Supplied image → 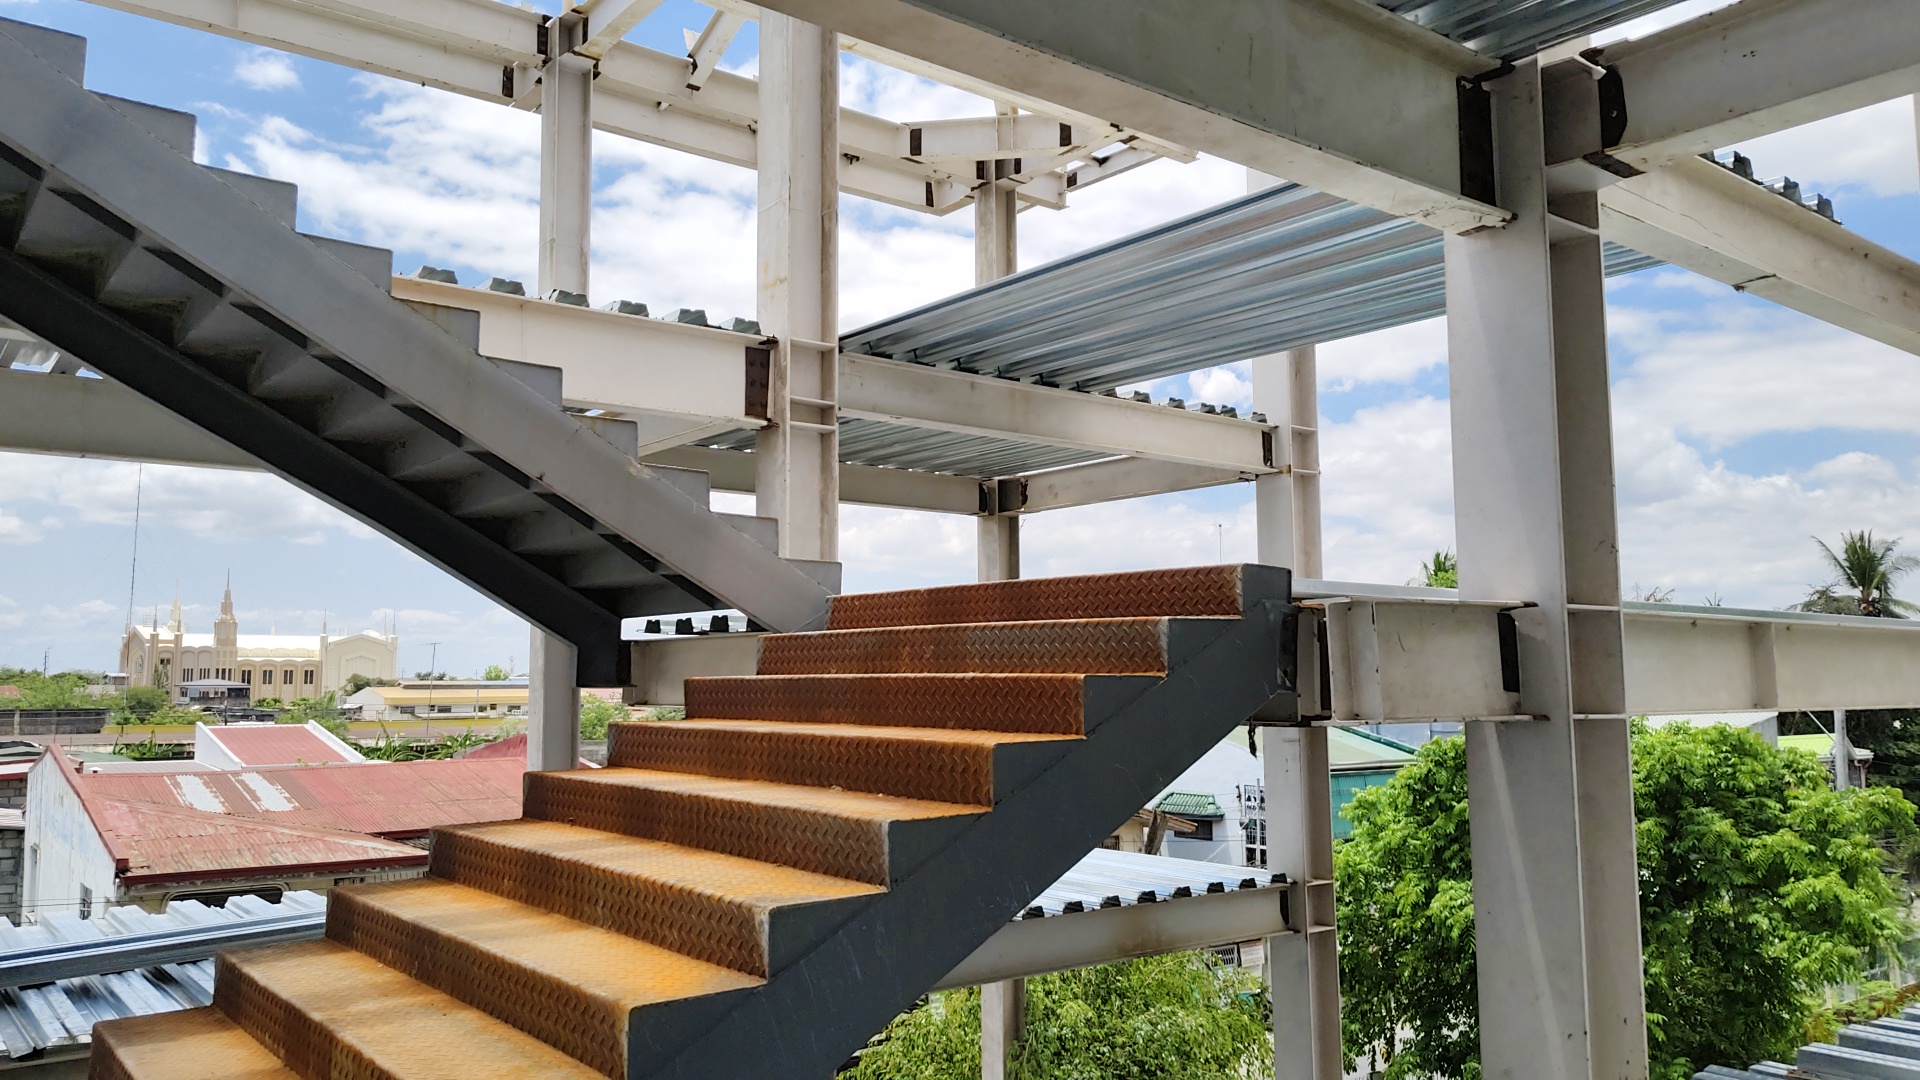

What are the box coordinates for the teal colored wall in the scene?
[1331,769,1400,840]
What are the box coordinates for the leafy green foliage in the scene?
[482,664,510,681]
[0,668,101,709]
[579,696,627,741]
[1805,980,1920,1045]
[110,685,173,724]
[1338,724,1915,1080]
[1797,530,1920,617]
[357,728,495,761]
[343,674,399,696]
[842,952,1271,1080]
[109,730,195,760]
[277,693,350,739]
[1414,551,1458,590]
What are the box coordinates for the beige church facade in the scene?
[120,585,398,698]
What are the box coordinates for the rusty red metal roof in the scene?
[202,724,357,766]
[81,757,525,839]
[98,799,424,886]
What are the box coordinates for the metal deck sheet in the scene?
[1373,0,1696,59]
[840,182,1657,394]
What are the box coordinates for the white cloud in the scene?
[0,454,372,543]
[1318,317,1448,391]
[1731,97,1919,199]
[0,509,39,545]
[233,49,301,92]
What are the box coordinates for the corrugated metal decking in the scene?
[1697,1004,1920,1076]
[1370,0,1692,60]
[840,183,1657,394]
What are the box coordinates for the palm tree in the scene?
[1796,530,1920,618]
[1415,550,1457,589]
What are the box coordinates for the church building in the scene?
[119,584,398,698]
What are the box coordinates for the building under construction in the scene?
[0,0,1918,1076]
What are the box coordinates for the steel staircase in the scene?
[0,18,834,685]
[90,564,1295,1079]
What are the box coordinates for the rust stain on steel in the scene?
[684,673,1087,734]
[757,617,1174,675]
[91,1007,300,1080]
[525,768,978,887]
[825,565,1248,629]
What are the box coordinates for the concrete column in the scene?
[527,627,579,771]
[980,977,1027,1080]
[1446,59,1647,1080]
[975,108,1020,581]
[538,13,592,299]
[755,13,840,562]
[1834,708,1852,789]
[531,12,592,771]
[1263,726,1340,1080]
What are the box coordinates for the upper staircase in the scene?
[0,17,833,685]
[91,564,1296,1079]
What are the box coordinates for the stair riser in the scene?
[684,674,1086,734]
[755,618,1172,676]
[526,771,897,885]
[431,827,776,977]
[326,888,631,1079]
[609,723,1007,805]
[825,564,1265,629]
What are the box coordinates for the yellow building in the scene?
[119,584,398,698]
[342,682,528,722]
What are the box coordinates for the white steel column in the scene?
[1834,708,1852,789]
[1447,59,1647,1080]
[539,12,593,300]
[1263,727,1340,1080]
[527,627,580,770]
[1252,347,1321,577]
[979,977,1026,1080]
[755,13,840,562]
[530,10,594,770]
[975,104,1020,582]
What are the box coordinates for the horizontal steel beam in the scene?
[1305,588,1920,721]
[1598,155,1920,356]
[1548,0,1920,180]
[839,354,1276,474]
[754,0,1510,232]
[644,443,985,514]
[0,910,326,989]
[0,367,257,469]
[1012,457,1250,514]
[933,885,1290,990]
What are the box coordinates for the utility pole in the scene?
[423,642,441,739]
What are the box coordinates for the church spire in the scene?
[214,573,238,648]
[167,590,181,634]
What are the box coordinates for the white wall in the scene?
[1155,735,1263,867]
[22,755,119,924]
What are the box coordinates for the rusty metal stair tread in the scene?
[683,672,1090,733]
[615,718,1079,747]
[755,617,1187,675]
[535,767,984,822]
[824,565,1255,629]
[328,877,760,1078]
[91,1006,298,1080]
[435,818,883,910]
[217,940,606,1080]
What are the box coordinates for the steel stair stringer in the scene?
[0,22,833,684]
[635,569,1296,1079]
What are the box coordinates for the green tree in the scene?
[278,692,350,739]
[343,674,399,696]
[482,664,510,681]
[111,685,172,724]
[580,696,628,740]
[843,952,1271,1080]
[1796,530,1920,617]
[1338,724,1915,1080]
[1414,551,1458,590]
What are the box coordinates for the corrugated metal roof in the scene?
[1020,848,1281,917]
[0,892,325,1064]
[1372,0,1693,60]
[699,417,1110,480]
[80,758,525,840]
[95,799,423,885]
[1701,1005,1920,1077]
[202,725,356,767]
[841,182,1657,394]
[1153,792,1225,819]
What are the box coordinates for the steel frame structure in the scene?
[8,0,1920,1078]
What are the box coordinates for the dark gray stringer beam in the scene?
[0,245,629,686]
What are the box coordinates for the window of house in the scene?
[79,884,92,920]
[303,669,315,685]
[241,670,252,685]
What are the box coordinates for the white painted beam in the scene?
[1012,457,1248,514]
[840,354,1276,473]
[753,0,1509,232]
[1599,154,1920,356]
[645,444,983,514]
[684,8,746,90]
[1564,0,1920,177]
[0,369,256,469]
[905,114,1099,163]
[570,0,665,60]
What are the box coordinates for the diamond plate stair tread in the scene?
[431,818,881,977]
[524,767,981,886]
[608,719,1076,805]
[755,617,1175,675]
[92,1007,299,1080]
[215,940,605,1080]
[826,565,1249,629]
[685,672,1087,733]
[327,877,759,1079]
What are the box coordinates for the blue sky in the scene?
[2,0,1919,677]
